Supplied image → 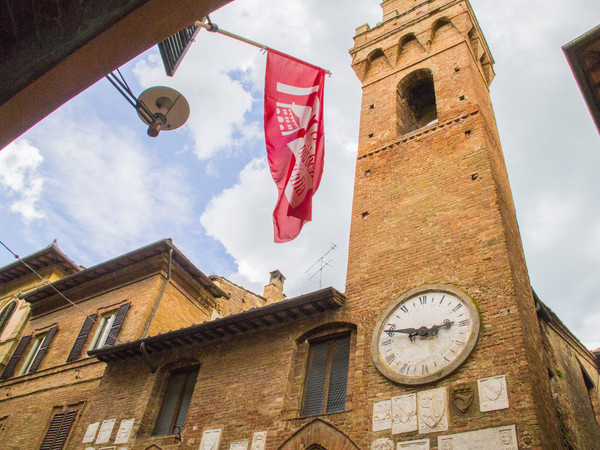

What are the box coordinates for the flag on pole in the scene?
[264,49,326,243]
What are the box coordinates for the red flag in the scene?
[264,49,326,243]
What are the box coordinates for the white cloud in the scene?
[200,152,353,297]
[0,139,45,222]
[195,0,374,298]
[26,115,195,260]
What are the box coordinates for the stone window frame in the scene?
[282,322,357,420]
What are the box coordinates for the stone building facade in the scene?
[0,0,599,449]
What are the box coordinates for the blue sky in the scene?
[1,0,600,349]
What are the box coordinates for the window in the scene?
[39,407,78,450]
[154,366,199,436]
[19,335,45,375]
[0,325,59,379]
[0,300,16,336]
[89,313,117,351]
[301,334,351,416]
[86,302,130,353]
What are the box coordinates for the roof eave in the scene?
[90,287,346,362]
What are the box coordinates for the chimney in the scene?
[263,270,286,303]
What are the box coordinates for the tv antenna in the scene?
[305,244,337,289]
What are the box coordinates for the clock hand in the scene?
[427,319,455,336]
[383,326,429,342]
[383,327,417,334]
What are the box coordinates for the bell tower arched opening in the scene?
[396,69,437,136]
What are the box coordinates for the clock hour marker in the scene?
[385,354,396,364]
[454,340,465,345]
[419,295,427,304]
[400,305,408,314]
[381,339,392,346]
[459,319,469,327]
[439,295,445,304]
[421,364,429,375]
[452,303,463,313]
[400,363,409,374]
[443,356,451,362]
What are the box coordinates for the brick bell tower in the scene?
[345,0,563,447]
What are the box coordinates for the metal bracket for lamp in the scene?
[105,70,190,137]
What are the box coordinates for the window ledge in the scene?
[290,408,353,421]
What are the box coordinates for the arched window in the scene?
[0,300,16,337]
[396,69,438,135]
[153,365,199,436]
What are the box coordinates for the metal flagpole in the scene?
[194,20,332,75]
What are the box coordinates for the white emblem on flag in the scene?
[275,82,321,208]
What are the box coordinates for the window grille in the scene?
[302,334,351,416]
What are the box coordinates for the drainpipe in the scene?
[139,248,173,372]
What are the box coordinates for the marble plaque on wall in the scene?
[438,424,517,449]
[230,441,249,450]
[114,418,135,444]
[371,437,394,450]
[397,438,430,449]
[478,375,509,412]
[95,418,116,444]
[392,394,417,434]
[373,399,392,431]
[83,422,100,443]
[417,387,448,434]
[251,431,267,450]
[200,429,222,450]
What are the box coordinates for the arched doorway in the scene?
[278,419,359,450]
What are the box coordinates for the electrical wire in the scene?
[0,239,124,346]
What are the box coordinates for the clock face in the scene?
[371,285,480,385]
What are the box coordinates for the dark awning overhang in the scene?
[90,287,346,362]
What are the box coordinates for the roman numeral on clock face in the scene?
[452,303,463,313]
[385,353,396,364]
[459,319,469,327]
[419,295,427,304]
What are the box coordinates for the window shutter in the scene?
[104,302,130,346]
[40,409,77,450]
[301,341,329,416]
[0,300,17,336]
[326,335,351,413]
[1,334,32,379]
[28,326,58,373]
[66,314,97,362]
